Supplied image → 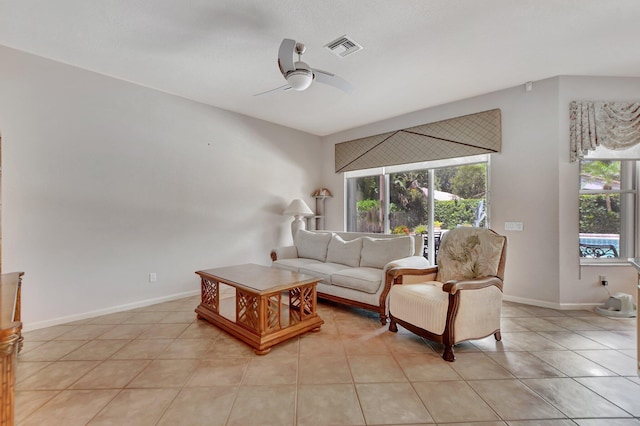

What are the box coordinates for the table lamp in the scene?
[283,199,314,239]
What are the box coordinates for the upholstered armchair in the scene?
[388,227,507,361]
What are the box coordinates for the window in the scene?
[345,155,489,262]
[579,159,637,261]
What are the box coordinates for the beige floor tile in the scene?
[536,331,610,350]
[439,422,507,426]
[19,389,118,426]
[413,380,500,423]
[17,340,87,361]
[110,338,173,359]
[342,330,393,355]
[96,323,151,340]
[55,324,115,340]
[500,317,532,332]
[544,316,604,331]
[297,383,365,426]
[88,312,134,325]
[500,305,533,317]
[468,379,565,420]
[577,315,636,330]
[22,325,78,341]
[205,334,255,357]
[70,360,150,389]
[185,358,249,387]
[18,340,47,354]
[137,323,190,339]
[127,359,200,388]
[524,378,632,418]
[518,306,568,317]
[576,330,637,350]
[449,352,515,380]
[16,360,100,390]
[381,330,436,355]
[242,355,298,385]
[157,386,238,426]
[62,339,129,360]
[156,338,214,359]
[530,350,616,377]
[576,377,640,416]
[14,390,59,423]
[298,331,346,356]
[506,421,577,425]
[395,353,461,381]
[88,388,179,425]
[121,312,170,324]
[626,376,640,386]
[575,349,640,376]
[178,321,224,339]
[473,332,566,352]
[16,361,52,383]
[267,334,300,356]
[227,385,296,426]
[510,317,568,332]
[573,419,640,426]
[298,354,353,384]
[348,354,407,383]
[356,382,433,424]
[158,311,198,323]
[486,352,566,379]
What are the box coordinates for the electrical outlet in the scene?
[149,273,157,283]
[599,275,608,286]
[504,221,524,231]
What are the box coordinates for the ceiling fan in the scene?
[254,38,353,96]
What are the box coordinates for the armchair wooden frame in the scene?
[388,233,507,361]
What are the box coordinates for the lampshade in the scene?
[283,199,314,216]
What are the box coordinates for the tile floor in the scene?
[14,296,640,425]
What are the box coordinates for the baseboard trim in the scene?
[23,290,200,331]
[503,295,599,311]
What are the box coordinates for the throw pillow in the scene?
[326,235,362,267]
[295,230,333,262]
[436,228,505,282]
[360,236,414,269]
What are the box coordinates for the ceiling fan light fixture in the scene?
[286,69,313,91]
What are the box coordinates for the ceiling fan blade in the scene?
[312,68,353,93]
[278,38,297,76]
[253,84,292,96]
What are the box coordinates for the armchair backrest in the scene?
[436,227,507,282]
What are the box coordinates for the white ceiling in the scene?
[1,0,639,136]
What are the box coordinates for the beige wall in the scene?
[321,76,640,309]
[0,46,322,328]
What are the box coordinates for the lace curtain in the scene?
[569,101,640,162]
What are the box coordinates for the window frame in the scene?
[578,158,638,265]
[344,154,491,261]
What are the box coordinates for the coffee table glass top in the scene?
[196,264,319,294]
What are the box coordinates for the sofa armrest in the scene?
[270,245,298,261]
[386,258,437,282]
[442,276,503,294]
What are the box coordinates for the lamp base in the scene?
[291,215,306,240]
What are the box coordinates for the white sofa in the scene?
[270,230,430,324]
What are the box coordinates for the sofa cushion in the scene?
[272,258,322,273]
[295,230,333,262]
[326,234,362,268]
[360,236,414,269]
[330,267,382,294]
[299,262,350,283]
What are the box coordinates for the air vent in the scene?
[324,35,363,58]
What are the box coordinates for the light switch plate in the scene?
[504,221,524,231]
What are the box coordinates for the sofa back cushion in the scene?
[295,230,333,262]
[326,234,362,267]
[360,236,414,269]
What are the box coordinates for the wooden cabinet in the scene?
[1,272,23,426]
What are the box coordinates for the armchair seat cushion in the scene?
[330,267,382,294]
[389,283,448,335]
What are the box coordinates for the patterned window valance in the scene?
[335,109,502,173]
[569,101,640,162]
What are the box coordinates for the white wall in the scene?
[0,46,322,328]
[321,76,640,308]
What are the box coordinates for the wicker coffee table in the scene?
[195,264,323,354]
